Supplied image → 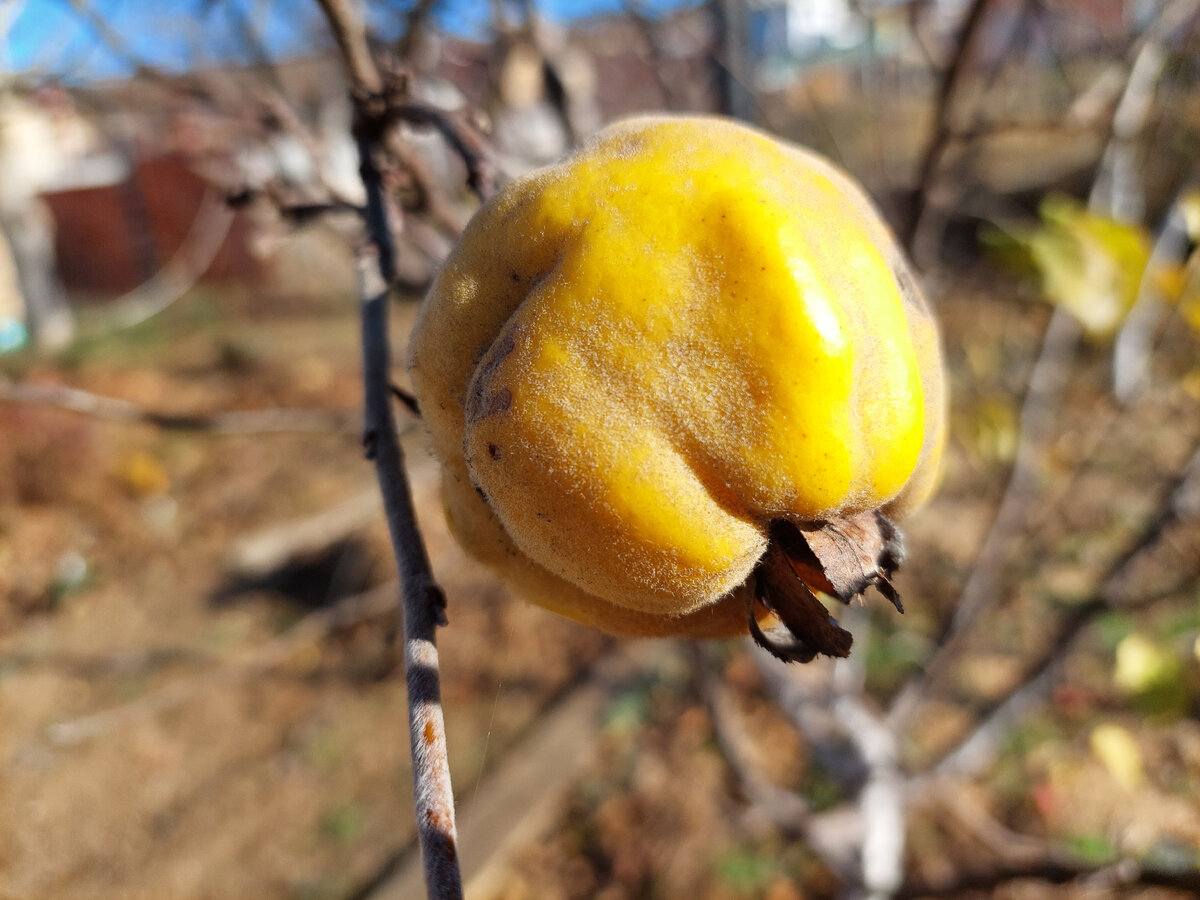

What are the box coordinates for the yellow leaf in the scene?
[1114,633,1172,694]
[116,450,170,497]
[1089,723,1145,790]
[1016,194,1152,337]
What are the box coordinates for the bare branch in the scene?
[903,0,994,252]
[93,188,235,334]
[887,306,1080,728]
[898,856,1200,898]
[354,219,461,900]
[314,0,383,95]
[379,102,495,202]
[226,188,366,224]
[365,643,668,900]
[890,3,1196,729]
[0,376,363,435]
[690,646,811,834]
[396,0,442,62]
[1090,0,1200,223]
[921,440,1200,781]
[1113,190,1198,403]
[313,0,464,894]
[223,0,364,204]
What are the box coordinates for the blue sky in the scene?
[5,0,688,81]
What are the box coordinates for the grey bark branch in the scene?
[887,306,1080,729]
[0,376,363,434]
[903,0,994,253]
[314,0,384,94]
[890,1,1193,731]
[1090,0,1200,224]
[312,1,464,895]
[921,440,1200,781]
[1111,197,1199,405]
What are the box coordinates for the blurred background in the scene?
[2,1,1200,897]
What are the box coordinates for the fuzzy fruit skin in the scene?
[409,116,945,637]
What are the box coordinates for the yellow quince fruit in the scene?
[409,116,945,654]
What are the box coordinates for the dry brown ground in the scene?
[2,251,1199,899]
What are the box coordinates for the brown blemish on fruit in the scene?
[473,387,511,421]
[466,331,516,423]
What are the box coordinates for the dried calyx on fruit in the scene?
[409,115,945,662]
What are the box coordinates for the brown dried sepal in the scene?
[748,512,905,664]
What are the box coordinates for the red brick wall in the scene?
[43,154,258,298]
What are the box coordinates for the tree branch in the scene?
[921,439,1200,781]
[314,0,383,95]
[903,0,994,251]
[690,646,811,835]
[889,2,1195,730]
[377,102,495,202]
[312,1,464,895]
[887,305,1080,728]
[898,857,1200,898]
[0,377,364,435]
[396,0,442,62]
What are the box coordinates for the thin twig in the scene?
[379,102,495,201]
[226,188,366,225]
[365,643,667,900]
[396,0,442,61]
[903,0,994,252]
[99,187,235,333]
[355,241,461,899]
[887,306,1080,728]
[898,856,1200,898]
[690,646,811,834]
[889,4,1191,730]
[1113,188,1196,403]
[312,1,464,895]
[0,376,364,435]
[920,440,1200,781]
[314,0,383,94]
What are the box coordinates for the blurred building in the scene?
[1,0,1170,338]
